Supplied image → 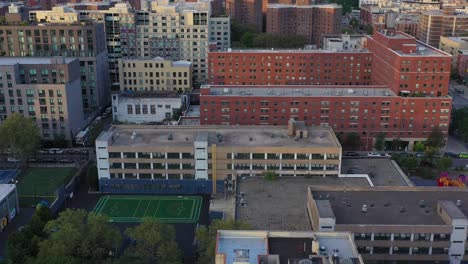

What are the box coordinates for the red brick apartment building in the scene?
[208,50,373,86]
[203,31,452,150]
[266,4,342,46]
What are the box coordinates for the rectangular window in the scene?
[127,104,133,114]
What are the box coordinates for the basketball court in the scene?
[93,195,202,223]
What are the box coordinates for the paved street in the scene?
[449,83,468,109]
[446,136,468,154]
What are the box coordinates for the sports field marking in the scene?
[93,195,202,223]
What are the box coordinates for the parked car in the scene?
[7,157,20,162]
[344,151,360,157]
[37,149,48,154]
[367,152,381,157]
[445,152,458,158]
[48,148,64,154]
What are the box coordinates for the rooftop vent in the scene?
[456,200,462,207]
[168,134,173,141]
[384,202,390,207]
[419,200,426,208]
[400,207,406,213]
[361,204,368,213]
[320,246,326,251]
[130,131,136,140]
[185,137,189,141]
[249,136,253,142]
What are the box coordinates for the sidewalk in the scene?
[209,194,236,220]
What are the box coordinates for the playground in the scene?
[93,195,202,223]
[17,167,76,207]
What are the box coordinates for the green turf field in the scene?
[17,167,76,206]
[93,195,202,223]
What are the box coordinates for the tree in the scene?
[450,107,468,142]
[436,157,453,171]
[240,32,255,47]
[35,209,121,264]
[413,141,425,152]
[195,219,251,264]
[7,205,53,264]
[263,170,278,181]
[343,132,361,150]
[122,219,181,264]
[426,127,445,149]
[399,157,418,172]
[0,113,40,158]
[374,132,385,151]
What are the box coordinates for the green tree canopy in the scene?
[374,132,385,151]
[123,219,181,264]
[450,107,468,142]
[7,205,53,264]
[195,219,251,264]
[343,132,361,150]
[413,141,425,152]
[0,113,40,158]
[436,157,453,171]
[426,127,445,149]
[35,209,121,264]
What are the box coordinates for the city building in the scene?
[215,230,364,264]
[208,49,374,86]
[199,84,451,150]
[439,36,468,70]
[322,34,367,51]
[111,91,188,124]
[0,57,86,139]
[226,0,262,32]
[95,121,342,194]
[385,12,419,37]
[30,4,135,84]
[307,185,468,263]
[118,57,192,93]
[31,1,230,84]
[266,4,341,47]
[205,31,453,150]
[0,184,19,232]
[417,8,468,48]
[457,50,468,82]
[209,17,231,52]
[2,5,110,110]
[367,30,451,97]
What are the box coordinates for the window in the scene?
[127,104,133,114]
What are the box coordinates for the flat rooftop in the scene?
[98,125,341,148]
[214,48,370,53]
[237,177,369,231]
[309,186,468,225]
[116,91,181,99]
[0,57,77,65]
[202,85,396,98]
[216,231,362,264]
[0,184,16,201]
[268,3,341,8]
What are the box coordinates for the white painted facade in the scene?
[111,92,187,124]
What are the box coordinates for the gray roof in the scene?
[309,186,468,226]
[0,184,16,201]
[316,200,335,219]
[0,57,77,66]
[98,125,341,148]
[202,85,396,98]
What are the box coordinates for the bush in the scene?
[417,167,436,179]
[263,171,278,181]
